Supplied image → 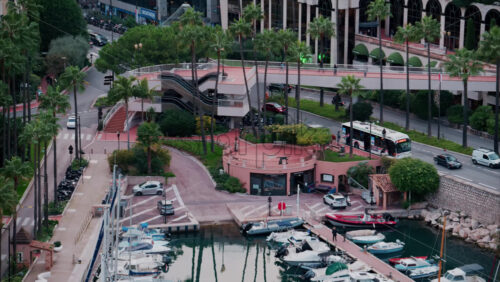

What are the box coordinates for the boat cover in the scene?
[326,262,348,275]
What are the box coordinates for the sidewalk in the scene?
[24,154,110,282]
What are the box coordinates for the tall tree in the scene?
[288,41,311,123]
[107,75,136,151]
[0,82,12,166]
[2,156,32,258]
[255,30,279,127]
[337,75,364,157]
[394,24,417,131]
[136,122,162,174]
[277,29,297,125]
[39,85,70,205]
[308,15,335,107]
[39,112,57,230]
[133,78,158,122]
[243,3,264,130]
[477,26,500,153]
[60,66,86,158]
[444,49,483,147]
[366,0,391,124]
[209,27,232,152]
[415,16,441,137]
[0,176,17,277]
[230,18,257,135]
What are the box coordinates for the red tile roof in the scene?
[370,174,398,193]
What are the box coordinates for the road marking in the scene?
[63,133,69,140]
[120,207,156,223]
[172,184,184,207]
[453,175,473,182]
[167,198,177,202]
[90,160,98,164]
[81,134,85,140]
[315,206,329,213]
[67,209,76,213]
[74,192,84,196]
[164,187,173,193]
[58,227,67,231]
[22,217,31,226]
[71,134,75,140]
[143,215,162,223]
[479,183,497,190]
[57,132,62,139]
[97,134,102,140]
[127,196,159,210]
[83,175,92,180]
[309,203,321,210]
[174,206,185,211]
[86,134,92,141]
[171,214,188,222]
[30,219,34,226]
[351,205,364,211]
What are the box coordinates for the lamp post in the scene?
[268,194,272,216]
[117,131,121,151]
[163,191,167,224]
[369,121,372,160]
[134,42,143,69]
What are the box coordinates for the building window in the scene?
[321,174,334,183]
[250,173,287,195]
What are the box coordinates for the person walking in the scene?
[332,227,337,241]
[342,226,346,242]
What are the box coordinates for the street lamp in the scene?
[134,43,143,69]
[117,131,121,151]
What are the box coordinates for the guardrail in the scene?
[102,100,124,129]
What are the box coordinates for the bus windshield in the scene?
[396,140,411,153]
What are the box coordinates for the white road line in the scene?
[16,217,22,226]
[127,196,159,210]
[172,184,185,207]
[83,175,92,179]
[143,215,162,223]
[22,217,31,226]
[315,206,329,213]
[71,134,75,140]
[479,183,497,190]
[30,219,34,226]
[57,132,62,139]
[171,214,188,222]
[63,133,69,140]
[97,134,102,140]
[309,203,321,210]
[164,187,173,193]
[174,206,185,211]
[351,205,364,211]
[244,204,267,217]
[120,207,156,223]
[86,134,92,141]
[81,134,85,140]
[453,175,473,182]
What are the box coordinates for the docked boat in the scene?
[116,256,165,276]
[408,265,439,279]
[395,257,434,271]
[241,217,304,235]
[345,229,385,244]
[119,242,171,255]
[430,264,486,282]
[325,210,397,229]
[266,230,310,246]
[367,240,404,254]
[281,250,347,268]
[303,262,350,281]
[389,256,427,265]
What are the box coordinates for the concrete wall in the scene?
[315,159,381,189]
[427,174,500,225]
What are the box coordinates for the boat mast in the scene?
[437,212,447,282]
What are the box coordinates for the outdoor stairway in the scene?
[104,106,127,133]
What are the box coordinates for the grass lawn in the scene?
[17,178,30,199]
[268,95,347,122]
[36,220,58,242]
[162,140,223,169]
[323,150,368,162]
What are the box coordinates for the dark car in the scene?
[434,153,462,169]
[268,83,293,93]
[262,102,287,114]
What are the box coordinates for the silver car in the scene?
[323,193,347,209]
[133,181,163,196]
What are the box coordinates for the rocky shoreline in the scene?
[419,208,498,251]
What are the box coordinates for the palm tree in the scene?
[444,49,483,147]
[60,66,86,159]
[108,75,137,150]
[230,18,257,135]
[39,112,58,229]
[366,0,391,124]
[477,26,500,153]
[39,85,70,205]
[137,122,162,174]
[243,3,264,130]
[308,15,335,107]
[179,7,203,27]
[0,176,17,276]
[2,156,32,258]
[278,29,297,125]
[255,30,279,126]
[415,16,441,137]
[394,24,417,131]
[337,75,364,157]
[133,78,158,122]
[288,41,311,123]
[209,27,232,152]
[0,82,12,166]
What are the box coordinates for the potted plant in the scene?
[54,241,63,252]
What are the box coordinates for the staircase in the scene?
[104,106,127,133]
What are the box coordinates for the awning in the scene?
[352,44,369,57]
[408,56,423,67]
[387,52,404,66]
[369,48,386,60]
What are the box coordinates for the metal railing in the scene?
[103,100,124,129]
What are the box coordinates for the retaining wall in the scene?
[427,173,500,225]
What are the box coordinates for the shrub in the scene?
[195,115,215,135]
[486,117,497,137]
[380,156,397,173]
[446,104,468,124]
[107,145,170,175]
[469,106,493,132]
[94,96,113,108]
[159,110,195,137]
[222,176,246,193]
[266,124,331,146]
[54,241,62,247]
[71,158,88,170]
[389,158,439,195]
[438,90,454,117]
[351,102,373,121]
[372,90,404,108]
[347,162,374,189]
[412,90,438,120]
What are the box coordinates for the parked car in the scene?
[157,200,175,216]
[323,193,347,209]
[268,83,293,93]
[133,181,163,196]
[434,153,462,169]
[89,32,108,46]
[262,102,287,114]
[472,148,500,168]
[67,116,76,129]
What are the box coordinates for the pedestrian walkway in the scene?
[24,154,111,282]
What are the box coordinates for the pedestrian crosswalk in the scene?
[57,133,94,141]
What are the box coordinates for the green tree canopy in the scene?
[389,158,439,195]
[347,162,374,189]
[470,106,493,132]
[46,35,89,75]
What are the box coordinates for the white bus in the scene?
[341,121,411,158]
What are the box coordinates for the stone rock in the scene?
[449,212,459,220]
[408,215,414,219]
[465,238,473,243]
[445,223,455,232]
[471,219,479,229]
[489,243,497,250]
[421,209,428,218]
[465,218,471,224]
[489,229,498,237]
[487,224,497,231]
[452,225,460,234]
[460,211,467,217]
[476,228,490,237]
[452,217,460,222]
[459,228,469,239]
[478,235,490,243]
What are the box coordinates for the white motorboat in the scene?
[266,230,310,245]
[395,257,434,271]
[431,264,486,282]
[303,262,350,281]
[345,230,385,244]
[116,256,165,276]
[282,250,346,268]
[408,265,439,279]
[367,240,404,254]
[119,242,171,255]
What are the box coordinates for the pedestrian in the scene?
[281,62,285,70]
[332,227,337,241]
[342,226,346,242]
[337,130,341,145]
[333,64,337,75]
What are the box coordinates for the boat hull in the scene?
[367,246,404,254]
[327,218,396,229]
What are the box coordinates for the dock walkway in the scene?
[304,218,414,282]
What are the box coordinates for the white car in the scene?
[67,116,76,129]
[133,181,163,196]
[472,148,500,168]
[323,193,347,209]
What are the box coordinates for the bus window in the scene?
[396,139,411,153]
[386,140,396,156]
